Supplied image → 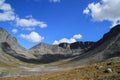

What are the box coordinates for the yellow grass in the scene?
[0,58,120,80]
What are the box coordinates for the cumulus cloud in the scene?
[16,17,47,28]
[12,29,18,34]
[49,0,61,3]
[53,34,82,44]
[20,32,44,42]
[83,8,89,14]
[53,38,76,44]
[73,34,82,39]
[0,0,48,30]
[83,0,120,27]
[0,0,4,5]
[0,0,15,21]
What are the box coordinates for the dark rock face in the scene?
[93,25,120,59]
[58,42,95,50]
[70,41,95,49]
[59,43,70,49]
[93,25,120,49]
[72,25,120,64]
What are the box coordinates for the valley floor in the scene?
[0,57,120,80]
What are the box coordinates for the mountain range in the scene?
[0,25,120,77]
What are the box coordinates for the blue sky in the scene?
[0,0,120,49]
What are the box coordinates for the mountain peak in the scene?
[111,25,120,33]
[102,25,120,41]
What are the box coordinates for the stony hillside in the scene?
[69,25,120,66]
[0,25,119,78]
[1,57,120,80]
[28,41,95,63]
[0,27,95,64]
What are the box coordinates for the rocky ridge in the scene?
[0,25,119,77]
[0,25,120,64]
[0,27,95,63]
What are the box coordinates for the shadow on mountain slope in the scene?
[1,42,78,64]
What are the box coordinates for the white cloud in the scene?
[16,17,47,28]
[83,8,89,14]
[83,0,120,27]
[59,38,76,43]
[53,34,82,44]
[0,0,4,5]
[0,11,15,21]
[12,29,18,34]
[53,38,76,44]
[73,34,82,39]
[53,40,59,44]
[49,0,61,3]
[20,32,44,42]
[0,0,15,21]
[0,0,48,30]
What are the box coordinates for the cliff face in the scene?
[58,42,95,49]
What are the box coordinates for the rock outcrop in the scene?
[58,42,95,50]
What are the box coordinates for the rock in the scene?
[117,71,120,74]
[104,68,112,73]
[59,43,70,49]
[0,70,9,77]
[96,66,103,70]
[107,62,115,66]
[70,41,95,49]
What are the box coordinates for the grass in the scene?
[0,57,120,80]
[0,61,13,68]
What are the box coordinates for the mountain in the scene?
[0,27,95,63]
[0,25,120,64]
[0,25,120,77]
[71,25,120,65]
[0,28,35,58]
[28,41,95,63]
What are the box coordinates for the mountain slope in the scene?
[70,25,120,65]
[0,27,95,64]
[0,28,34,59]
[1,57,120,80]
[0,25,120,64]
[0,25,119,77]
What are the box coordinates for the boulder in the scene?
[104,68,112,73]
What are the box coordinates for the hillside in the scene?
[0,25,119,78]
[1,57,120,80]
[69,25,120,65]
